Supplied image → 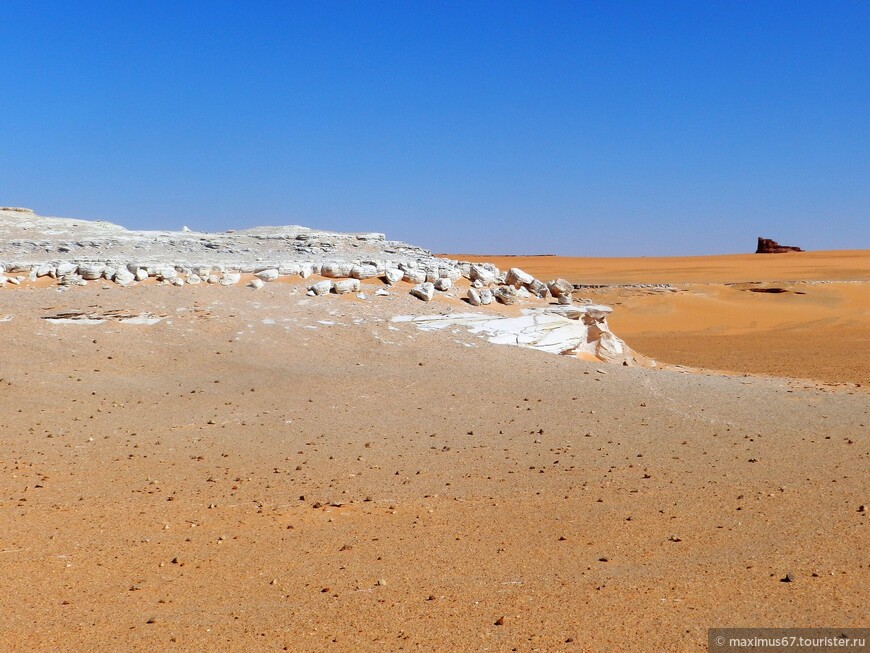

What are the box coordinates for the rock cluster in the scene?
[756,237,803,254]
[1,209,582,312]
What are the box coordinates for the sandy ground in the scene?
[0,280,866,652]
[450,252,870,386]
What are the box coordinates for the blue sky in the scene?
[1,1,867,255]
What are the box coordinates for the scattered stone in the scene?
[351,264,379,279]
[247,278,265,289]
[527,278,549,298]
[77,263,105,280]
[403,268,427,284]
[547,278,573,297]
[383,268,404,285]
[467,288,482,306]
[433,278,452,291]
[494,616,505,626]
[479,288,494,305]
[781,572,795,582]
[375,288,390,296]
[505,267,533,287]
[255,268,279,282]
[493,285,517,305]
[309,280,334,296]
[219,272,241,286]
[410,282,435,301]
[557,294,573,305]
[334,278,361,294]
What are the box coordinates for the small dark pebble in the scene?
[598,557,609,562]
[494,617,505,626]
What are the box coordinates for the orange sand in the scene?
[444,251,870,385]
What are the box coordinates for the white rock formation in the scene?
[334,278,361,294]
[410,282,435,301]
[505,267,534,288]
[255,268,279,282]
[394,306,640,365]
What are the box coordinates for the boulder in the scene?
[351,264,379,279]
[78,263,106,280]
[334,278,361,294]
[557,294,573,305]
[470,264,497,285]
[403,269,427,284]
[384,268,404,285]
[248,278,265,289]
[467,288,482,306]
[113,268,135,285]
[434,278,452,291]
[505,267,534,288]
[410,282,435,301]
[479,288,494,305]
[547,279,573,297]
[255,268,279,282]
[134,268,149,282]
[219,272,241,286]
[36,263,55,278]
[309,280,334,296]
[56,262,78,277]
[320,262,353,278]
[527,279,549,298]
[493,285,518,305]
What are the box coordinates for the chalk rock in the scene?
[527,279,549,298]
[493,285,518,305]
[56,262,78,277]
[351,264,379,279]
[156,266,177,281]
[384,268,404,285]
[321,262,353,278]
[479,288,494,305]
[172,277,185,287]
[434,278,452,291]
[298,263,313,278]
[557,294,573,305]
[334,278,361,294]
[78,263,106,280]
[255,268,279,282]
[187,274,202,284]
[470,264,497,286]
[505,267,533,288]
[375,288,390,296]
[410,282,435,301]
[467,288,482,306]
[219,272,241,286]
[547,279,573,297]
[36,263,55,278]
[248,278,265,289]
[403,269,427,284]
[114,267,135,285]
[135,268,149,282]
[309,280,333,295]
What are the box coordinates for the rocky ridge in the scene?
[0,207,639,364]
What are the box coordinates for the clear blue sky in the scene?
[2,1,867,255]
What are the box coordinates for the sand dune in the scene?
[446,251,870,385]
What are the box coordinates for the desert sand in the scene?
[1,279,867,653]
[1,218,867,652]
[454,252,870,386]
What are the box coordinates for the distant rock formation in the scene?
[756,237,803,254]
